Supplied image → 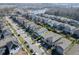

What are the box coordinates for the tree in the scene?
[30,49,33,53]
[11,33,14,36]
[1,34,4,39]
[0,29,2,33]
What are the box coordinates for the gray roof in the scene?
[0,36,17,47]
[36,27,48,35]
[63,24,76,33]
[55,38,71,50]
[0,47,6,55]
[42,31,62,43]
[6,40,19,51]
[74,28,79,35]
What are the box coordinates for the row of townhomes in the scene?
[0,17,21,55]
[24,13,79,39]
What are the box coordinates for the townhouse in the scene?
[40,14,79,27]
[6,40,21,55]
[41,31,62,45]
[63,24,76,34]
[73,28,79,38]
[54,38,72,54]
[26,13,78,36]
[0,47,6,55]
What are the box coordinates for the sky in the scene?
[0,3,79,8]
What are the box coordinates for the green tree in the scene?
[1,34,4,39]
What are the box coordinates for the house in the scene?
[40,17,61,29]
[39,14,79,28]
[36,27,48,36]
[40,14,56,20]
[68,20,79,27]
[52,21,61,29]
[37,17,44,23]
[63,24,76,35]
[46,19,53,26]
[0,37,20,55]
[16,16,26,25]
[3,28,12,37]
[42,18,49,24]
[41,31,62,45]
[31,14,36,20]
[27,14,33,19]
[56,23,65,31]
[28,8,48,14]
[24,20,40,31]
[24,20,30,28]
[0,47,6,55]
[73,28,79,38]
[58,17,71,23]
[24,20,42,34]
[6,41,21,55]
[54,38,72,55]
[28,22,40,31]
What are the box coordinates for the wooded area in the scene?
[45,7,79,21]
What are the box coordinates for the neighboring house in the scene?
[54,38,72,55]
[3,29,12,37]
[31,14,36,21]
[58,17,71,23]
[24,20,41,32]
[68,20,79,27]
[52,21,61,29]
[37,17,44,23]
[29,22,39,31]
[73,29,79,38]
[41,31,62,45]
[6,41,21,55]
[63,24,76,35]
[24,20,30,28]
[40,14,56,20]
[0,47,6,55]
[36,27,48,36]
[16,16,26,25]
[43,18,50,24]
[28,8,48,14]
[25,21,39,31]
[56,23,65,31]
[40,14,79,28]
[47,19,54,26]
